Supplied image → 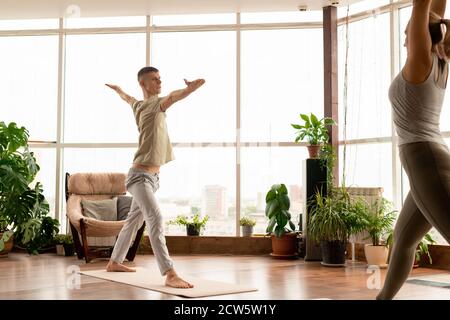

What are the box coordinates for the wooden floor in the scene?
[1,253,450,300]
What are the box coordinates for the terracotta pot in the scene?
[307,145,322,158]
[0,232,14,257]
[271,233,298,258]
[364,244,389,267]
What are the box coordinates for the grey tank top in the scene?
[389,54,447,146]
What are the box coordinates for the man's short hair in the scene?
[137,66,159,82]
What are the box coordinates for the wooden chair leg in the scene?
[70,222,84,260]
[80,219,91,263]
[125,223,146,262]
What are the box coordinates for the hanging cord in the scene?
[342,5,350,187]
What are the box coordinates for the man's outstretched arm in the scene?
[105,84,138,106]
[160,79,205,112]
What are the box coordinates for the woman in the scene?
[377,0,450,299]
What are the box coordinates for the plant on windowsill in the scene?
[167,212,209,236]
[265,183,298,258]
[239,216,256,237]
[0,121,60,255]
[361,198,397,268]
[53,234,75,256]
[291,113,337,158]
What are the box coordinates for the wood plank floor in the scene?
[1,253,450,300]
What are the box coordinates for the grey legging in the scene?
[377,141,450,299]
[110,167,174,275]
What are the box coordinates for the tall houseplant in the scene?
[0,122,59,255]
[291,113,336,158]
[265,183,298,258]
[308,187,366,266]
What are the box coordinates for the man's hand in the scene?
[160,78,206,112]
[105,83,122,93]
[105,83,137,106]
[184,79,206,93]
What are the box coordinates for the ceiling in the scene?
[0,0,366,19]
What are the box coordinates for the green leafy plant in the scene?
[167,212,209,234]
[265,184,296,238]
[362,198,397,246]
[319,143,337,191]
[0,218,13,251]
[416,233,437,265]
[53,234,73,245]
[308,187,366,242]
[0,121,59,254]
[239,216,256,227]
[291,113,336,145]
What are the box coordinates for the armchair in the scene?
[65,172,145,263]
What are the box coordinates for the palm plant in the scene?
[362,198,397,246]
[308,187,366,242]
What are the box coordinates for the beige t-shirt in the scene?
[131,96,174,166]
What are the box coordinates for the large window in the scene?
[338,13,391,141]
[0,36,58,142]
[240,147,306,234]
[64,33,146,143]
[3,3,448,243]
[151,31,236,143]
[338,12,393,208]
[241,29,323,142]
[160,147,235,236]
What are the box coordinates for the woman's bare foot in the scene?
[106,261,136,272]
[165,269,194,289]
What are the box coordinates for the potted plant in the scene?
[361,198,397,267]
[0,218,13,256]
[291,113,337,158]
[240,216,256,237]
[0,121,60,255]
[53,234,75,256]
[167,212,209,236]
[265,183,298,258]
[414,233,436,268]
[308,187,366,266]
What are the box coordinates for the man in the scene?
[105,67,205,288]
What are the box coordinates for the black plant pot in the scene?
[63,243,75,256]
[186,224,200,236]
[320,240,347,266]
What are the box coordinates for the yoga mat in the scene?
[80,267,258,298]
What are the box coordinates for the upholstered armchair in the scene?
[65,172,145,263]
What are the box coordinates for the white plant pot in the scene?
[56,244,65,256]
[364,244,389,268]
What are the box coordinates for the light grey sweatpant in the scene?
[110,167,174,275]
[377,141,450,300]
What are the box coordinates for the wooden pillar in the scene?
[323,6,339,186]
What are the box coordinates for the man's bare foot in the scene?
[106,261,136,272]
[165,269,194,289]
